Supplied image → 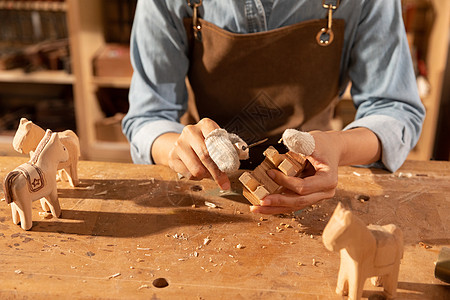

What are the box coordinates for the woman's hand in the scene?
[166,118,231,190]
[250,128,381,215]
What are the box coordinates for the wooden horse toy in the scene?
[13,118,80,187]
[322,202,404,300]
[3,130,69,230]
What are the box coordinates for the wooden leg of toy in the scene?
[40,198,51,212]
[46,190,61,218]
[11,203,20,225]
[16,200,33,231]
[336,261,349,296]
[70,162,79,187]
[383,264,400,299]
[347,266,362,300]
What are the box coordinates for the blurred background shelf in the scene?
[91,76,131,89]
[0,69,74,84]
[0,0,448,163]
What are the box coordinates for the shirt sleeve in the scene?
[343,0,425,172]
[122,1,190,164]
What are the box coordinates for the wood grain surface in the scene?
[0,157,449,299]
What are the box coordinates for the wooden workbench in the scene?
[0,156,449,299]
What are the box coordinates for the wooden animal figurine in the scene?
[3,130,69,230]
[239,146,307,205]
[322,202,404,300]
[13,118,80,187]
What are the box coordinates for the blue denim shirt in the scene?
[123,0,425,172]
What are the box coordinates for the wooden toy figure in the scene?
[3,130,69,230]
[13,118,80,187]
[239,146,307,205]
[322,202,404,300]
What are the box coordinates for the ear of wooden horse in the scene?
[322,202,404,300]
[12,118,80,187]
[4,130,68,230]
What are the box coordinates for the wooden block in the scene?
[240,146,308,205]
[254,186,270,200]
[239,172,260,191]
[242,187,261,206]
[239,172,270,206]
[263,146,283,166]
[286,151,307,171]
[251,159,280,194]
[278,158,298,177]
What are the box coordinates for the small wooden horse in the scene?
[13,118,80,187]
[322,202,403,300]
[4,130,69,230]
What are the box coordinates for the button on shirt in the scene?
[122,0,425,172]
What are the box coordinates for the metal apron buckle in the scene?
[188,0,203,41]
[316,0,341,46]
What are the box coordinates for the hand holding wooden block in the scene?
[239,146,307,205]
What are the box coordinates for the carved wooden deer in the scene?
[322,202,403,300]
[13,118,80,187]
[4,130,69,230]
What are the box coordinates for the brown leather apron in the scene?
[184,1,345,168]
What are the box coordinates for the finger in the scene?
[168,158,192,179]
[174,141,210,180]
[186,122,230,189]
[259,189,335,208]
[197,118,221,138]
[267,169,337,196]
[190,140,230,190]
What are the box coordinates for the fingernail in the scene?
[267,170,275,179]
[260,199,271,206]
[221,181,231,190]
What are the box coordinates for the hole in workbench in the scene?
[153,277,169,288]
[356,195,370,202]
[190,185,203,192]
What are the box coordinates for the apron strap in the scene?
[317,0,341,46]
[187,0,203,41]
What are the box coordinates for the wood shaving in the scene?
[312,259,317,266]
[108,273,121,279]
[419,242,432,249]
[203,237,211,246]
[205,201,217,208]
[138,284,150,290]
[138,181,152,185]
[94,190,107,196]
[39,211,53,219]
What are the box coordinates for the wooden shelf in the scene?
[2,0,446,164]
[0,69,74,85]
[87,141,132,163]
[92,76,131,89]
